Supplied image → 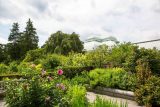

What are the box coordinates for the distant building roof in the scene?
[85,36,119,43]
[84,36,119,50]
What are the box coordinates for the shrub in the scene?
[62,66,94,78]
[35,64,43,72]
[5,76,69,107]
[136,58,151,86]
[0,64,8,74]
[17,62,36,74]
[67,85,88,107]
[89,68,136,91]
[9,61,18,72]
[71,71,90,85]
[41,54,67,70]
[135,76,160,107]
[66,53,91,67]
[23,48,45,62]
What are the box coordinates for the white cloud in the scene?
[0,36,7,44]
[0,0,160,46]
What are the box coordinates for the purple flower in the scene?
[56,83,66,90]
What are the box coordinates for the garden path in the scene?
[87,92,144,107]
[0,100,5,107]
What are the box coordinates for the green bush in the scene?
[62,66,94,78]
[135,76,160,107]
[89,68,136,91]
[0,64,9,74]
[66,53,91,67]
[5,76,69,107]
[71,71,90,85]
[17,62,36,74]
[9,61,18,72]
[67,85,88,107]
[41,54,67,70]
[23,48,45,63]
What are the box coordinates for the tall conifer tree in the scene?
[21,18,39,57]
[7,22,21,60]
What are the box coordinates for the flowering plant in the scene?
[58,69,63,75]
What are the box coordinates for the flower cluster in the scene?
[56,83,66,90]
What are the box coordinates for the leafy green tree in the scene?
[138,48,160,75]
[86,44,109,68]
[108,43,139,72]
[44,31,83,55]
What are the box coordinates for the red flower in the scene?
[57,69,63,75]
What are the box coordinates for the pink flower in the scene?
[57,69,63,75]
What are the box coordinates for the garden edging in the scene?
[88,86,135,101]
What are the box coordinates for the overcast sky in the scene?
[0,0,160,46]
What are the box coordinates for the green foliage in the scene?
[9,61,18,72]
[44,31,83,55]
[0,44,7,62]
[67,85,88,107]
[7,22,21,60]
[108,43,139,72]
[138,48,160,75]
[19,18,39,58]
[91,96,128,107]
[89,68,136,91]
[136,58,151,85]
[71,71,90,85]
[135,76,160,106]
[41,54,61,70]
[8,22,20,42]
[23,48,45,63]
[17,62,36,74]
[62,66,93,78]
[66,52,91,67]
[0,64,9,74]
[5,76,69,107]
[86,45,109,68]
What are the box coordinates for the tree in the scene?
[108,43,139,72]
[0,44,6,62]
[7,22,21,60]
[44,31,83,55]
[20,18,39,58]
[8,22,20,42]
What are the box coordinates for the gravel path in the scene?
[0,100,5,107]
[86,92,144,107]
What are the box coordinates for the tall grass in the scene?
[90,96,128,107]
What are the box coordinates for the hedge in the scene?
[62,66,94,78]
